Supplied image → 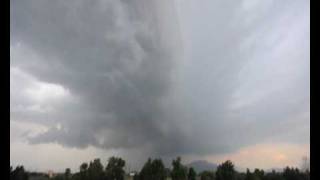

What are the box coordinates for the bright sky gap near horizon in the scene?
[10,0,309,173]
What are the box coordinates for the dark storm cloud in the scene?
[11,0,309,160]
[11,0,186,154]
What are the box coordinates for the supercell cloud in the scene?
[11,0,184,153]
[11,0,309,169]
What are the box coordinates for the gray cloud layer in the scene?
[11,0,187,155]
[11,0,309,161]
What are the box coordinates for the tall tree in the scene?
[151,159,166,180]
[282,167,304,180]
[140,158,152,180]
[188,167,197,180]
[105,156,126,180]
[139,158,166,180]
[65,168,71,180]
[171,157,188,180]
[11,166,28,180]
[215,160,236,180]
[245,168,263,180]
[79,163,88,180]
[80,163,88,172]
[88,158,104,180]
[253,168,264,180]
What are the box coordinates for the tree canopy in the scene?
[216,160,236,180]
[10,157,311,180]
[105,157,126,180]
[139,158,166,180]
[171,157,188,180]
[188,167,197,180]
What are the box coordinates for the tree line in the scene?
[10,157,310,180]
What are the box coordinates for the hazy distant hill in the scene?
[186,160,218,173]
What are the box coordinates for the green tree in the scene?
[79,163,88,180]
[171,157,188,180]
[245,168,265,180]
[105,156,126,180]
[151,159,166,180]
[188,167,197,180]
[139,158,166,180]
[253,169,264,180]
[282,167,305,180]
[140,158,152,180]
[65,168,71,180]
[245,169,253,180]
[199,170,215,180]
[215,160,236,180]
[80,163,88,172]
[88,159,104,180]
[11,166,28,180]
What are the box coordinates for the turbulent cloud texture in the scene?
[11,0,309,169]
[11,0,188,155]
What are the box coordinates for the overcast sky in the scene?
[10,0,309,172]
